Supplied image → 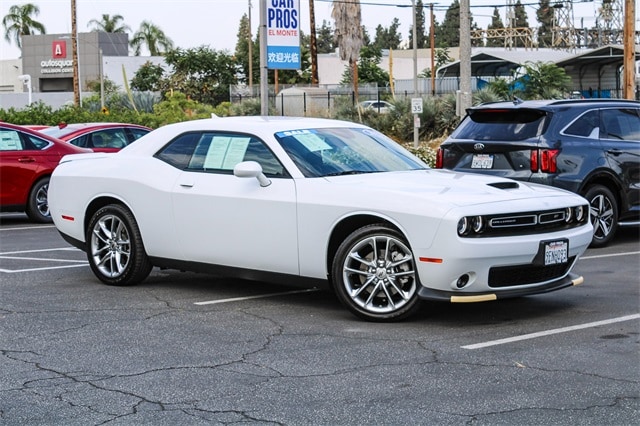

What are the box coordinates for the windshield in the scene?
[275,127,427,177]
[452,108,549,141]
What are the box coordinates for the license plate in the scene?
[471,154,493,169]
[544,240,568,265]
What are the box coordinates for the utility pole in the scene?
[248,0,253,92]
[458,0,472,116]
[71,0,80,106]
[309,0,319,85]
[430,3,435,96]
[623,0,635,99]
[259,0,268,115]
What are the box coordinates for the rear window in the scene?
[451,108,549,141]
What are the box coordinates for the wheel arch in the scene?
[326,214,405,283]
[84,196,132,233]
[578,171,624,216]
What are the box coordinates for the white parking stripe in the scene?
[0,247,80,255]
[461,314,640,350]
[0,225,56,231]
[0,255,86,263]
[0,264,89,273]
[580,251,640,260]
[195,288,319,305]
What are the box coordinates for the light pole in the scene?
[18,74,32,105]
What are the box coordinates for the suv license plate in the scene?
[471,154,494,169]
[544,240,568,265]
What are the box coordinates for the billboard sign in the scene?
[267,0,301,70]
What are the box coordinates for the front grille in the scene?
[488,256,575,287]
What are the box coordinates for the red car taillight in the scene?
[530,149,559,173]
[435,148,444,169]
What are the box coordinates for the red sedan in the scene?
[0,122,90,222]
[39,122,152,153]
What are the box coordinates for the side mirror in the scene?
[233,161,271,187]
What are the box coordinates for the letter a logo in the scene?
[52,41,67,58]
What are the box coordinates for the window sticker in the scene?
[0,131,21,150]
[204,136,251,169]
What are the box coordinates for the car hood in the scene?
[323,169,579,208]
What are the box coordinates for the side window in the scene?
[70,134,89,148]
[187,132,285,177]
[563,110,599,138]
[91,129,128,148]
[601,108,640,141]
[0,129,24,151]
[156,132,201,169]
[128,128,150,141]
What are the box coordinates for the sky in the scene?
[1,0,637,60]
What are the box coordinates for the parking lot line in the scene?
[0,225,56,231]
[461,314,640,350]
[580,251,640,260]
[194,288,319,305]
[0,247,87,273]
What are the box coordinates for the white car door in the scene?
[169,132,299,275]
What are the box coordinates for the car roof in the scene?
[471,98,640,111]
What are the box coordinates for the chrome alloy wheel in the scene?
[590,193,615,241]
[90,214,132,278]
[341,235,417,314]
[34,183,49,217]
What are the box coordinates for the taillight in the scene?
[435,148,444,169]
[530,149,559,173]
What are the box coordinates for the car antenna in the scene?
[513,97,524,105]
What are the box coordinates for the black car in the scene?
[436,99,640,247]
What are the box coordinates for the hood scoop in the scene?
[488,181,520,190]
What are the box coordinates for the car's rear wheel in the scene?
[26,178,52,223]
[584,185,618,248]
[331,224,421,321]
[86,204,152,286]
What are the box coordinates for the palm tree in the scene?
[2,3,46,49]
[130,21,174,56]
[331,0,363,98]
[87,14,131,33]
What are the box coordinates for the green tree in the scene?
[407,0,427,48]
[130,61,165,92]
[536,0,554,47]
[316,19,335,53]
[130,21,174,56]
[516,61,571,99]
[486,7,504,47]
[513,0,529,47]
[87,14,130,33]
[161,46,238,106]
[2,3,45,49]
[234,13,254,85]
[372,18,402,51]
[341,46,389,87]
[436,0,460,47]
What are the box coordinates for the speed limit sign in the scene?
[411,98,423,114]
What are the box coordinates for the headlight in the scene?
[471,216,485,233]
[457,217,470,236]
[574,205,586,222]
[564,207,573,223]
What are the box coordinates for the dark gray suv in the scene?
[436,99,640,247]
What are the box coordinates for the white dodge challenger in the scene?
[49,116,593,321]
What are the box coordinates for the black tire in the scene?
[583,184,618,248]
[331,224,421,322]
[26,177,52,223]
[86,204,152,286]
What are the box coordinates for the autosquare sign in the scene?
[267,0,301,70]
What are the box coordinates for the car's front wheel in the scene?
[86,204,152,286]
[331,224,421,321]
[584,184,618,248]
[26,178,52,223]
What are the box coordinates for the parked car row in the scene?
[0,122,151,222]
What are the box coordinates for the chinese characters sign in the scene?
[267,0,300,70]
